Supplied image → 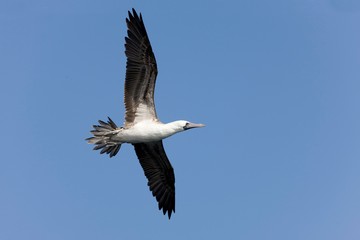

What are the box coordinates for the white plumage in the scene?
[86,9,204,219]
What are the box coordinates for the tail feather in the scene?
[86,117,122,158]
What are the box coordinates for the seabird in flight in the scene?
[86,9,204,219]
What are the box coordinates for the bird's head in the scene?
[170,120,205,133]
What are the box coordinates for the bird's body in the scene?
[115,120,173,143]
[100,120,190,144]
[86,9,204,219]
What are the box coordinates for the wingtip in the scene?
[129,8,138,19]
[127,8,142,23]
[159,201,175,219]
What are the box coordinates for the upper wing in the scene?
[124,9,158,125]
[133,141,175,219]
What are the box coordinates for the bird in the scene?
[86,8,204,219]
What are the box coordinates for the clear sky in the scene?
[1,0,360,239]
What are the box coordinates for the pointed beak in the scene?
[184,122,205,130]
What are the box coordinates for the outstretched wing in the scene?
[133,141,175,219]
[124,9,158,125]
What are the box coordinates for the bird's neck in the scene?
[164,121,184,135]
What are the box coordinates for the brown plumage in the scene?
[133,141,175,218]
[124,9,158,126]
[87,8,204,219]
[125,9,175,218]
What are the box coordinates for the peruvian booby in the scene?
[86,9,204,219]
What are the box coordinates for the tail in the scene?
[86,117,122,158]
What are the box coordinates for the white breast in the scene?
[114,120,176,143]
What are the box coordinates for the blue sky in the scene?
[1,0,360,239]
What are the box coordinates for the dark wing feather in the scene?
[133,141,175,219]
[124,9,158,124]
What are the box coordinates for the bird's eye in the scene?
[183,122,190,130]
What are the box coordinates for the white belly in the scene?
[113,121,175,143]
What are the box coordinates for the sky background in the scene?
[1,0,360,239]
